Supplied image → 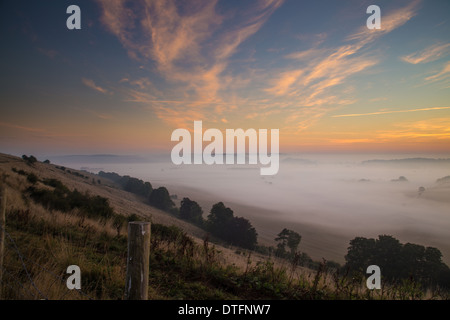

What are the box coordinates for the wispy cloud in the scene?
[96,0,422,131]
[264,1,421,131]
[346,0,420,45]
[82,78,111,95]
[425,61,450,83]
[332,106,450,118]
[401,43,450,64]
[0,121,46,133]
[96,0,284,127]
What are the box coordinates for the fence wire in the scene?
[0,224,93,300]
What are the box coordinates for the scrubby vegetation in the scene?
[1,158,449,300]
[27,178,115,221]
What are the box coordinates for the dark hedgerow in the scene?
[29,179,114,220]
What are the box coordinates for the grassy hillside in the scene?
[0,153,448,300]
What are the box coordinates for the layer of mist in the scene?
[52,153,450,264]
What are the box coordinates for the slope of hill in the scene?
[0,153,320,299]
[1,153,448,300]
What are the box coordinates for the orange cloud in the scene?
[82,78,111,95]
[97,0,284,127]
[263,1,421,132]
[346,0,420,44]
[401,43,450,64]
[333,106,450,118]
[425,61,450,83]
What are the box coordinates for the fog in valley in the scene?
[51,153,450,264]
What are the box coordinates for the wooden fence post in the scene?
[0,185,6,299]
[125,221,150,300]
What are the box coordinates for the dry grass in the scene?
[1,153,449,300]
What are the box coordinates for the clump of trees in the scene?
[22,155,37,165]
[98,171,153,197]
[149,187,175,212]
[345,235,450,289]
[179,198,203,226]
[95,172,288,253]
[391,176,408,182]
[206,202,258,250]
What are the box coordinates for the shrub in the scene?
[26,173,39,184]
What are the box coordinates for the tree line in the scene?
[98,171,258,249]
[345,235,450,289]
[97,170,450,290]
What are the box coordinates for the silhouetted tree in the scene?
[149,187,174,212]
[275,228,302,257]
[206,202,234,239]
[180,198,204,226]
[345,237,376,273]
[227,216,258,249]
[345,235,450,289]
[206,202,258,249]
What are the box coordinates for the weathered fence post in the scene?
[125,221,150,300]
[0,185,6,299]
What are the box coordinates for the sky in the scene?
[0,0,449,157]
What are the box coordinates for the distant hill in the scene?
[46,154,167,164]
[362,158,450,165]
[436,175,450,185]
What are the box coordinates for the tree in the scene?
[179,198,204,225]
[374,235,403,279]
[206,202,234,238]
[418,186,425,196]
[149,187,175,212]
[345,237,376,272]
[275,228,302,257]
[206,202,258,249]
[345,235,450,288]
[227,216,258,250]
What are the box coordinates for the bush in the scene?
[26,173,39,185]
[29,180,115,220]
[22,155,37,165]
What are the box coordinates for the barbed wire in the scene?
[0,224,93,300]
[1,224,48,300]
[0,266,35,299]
